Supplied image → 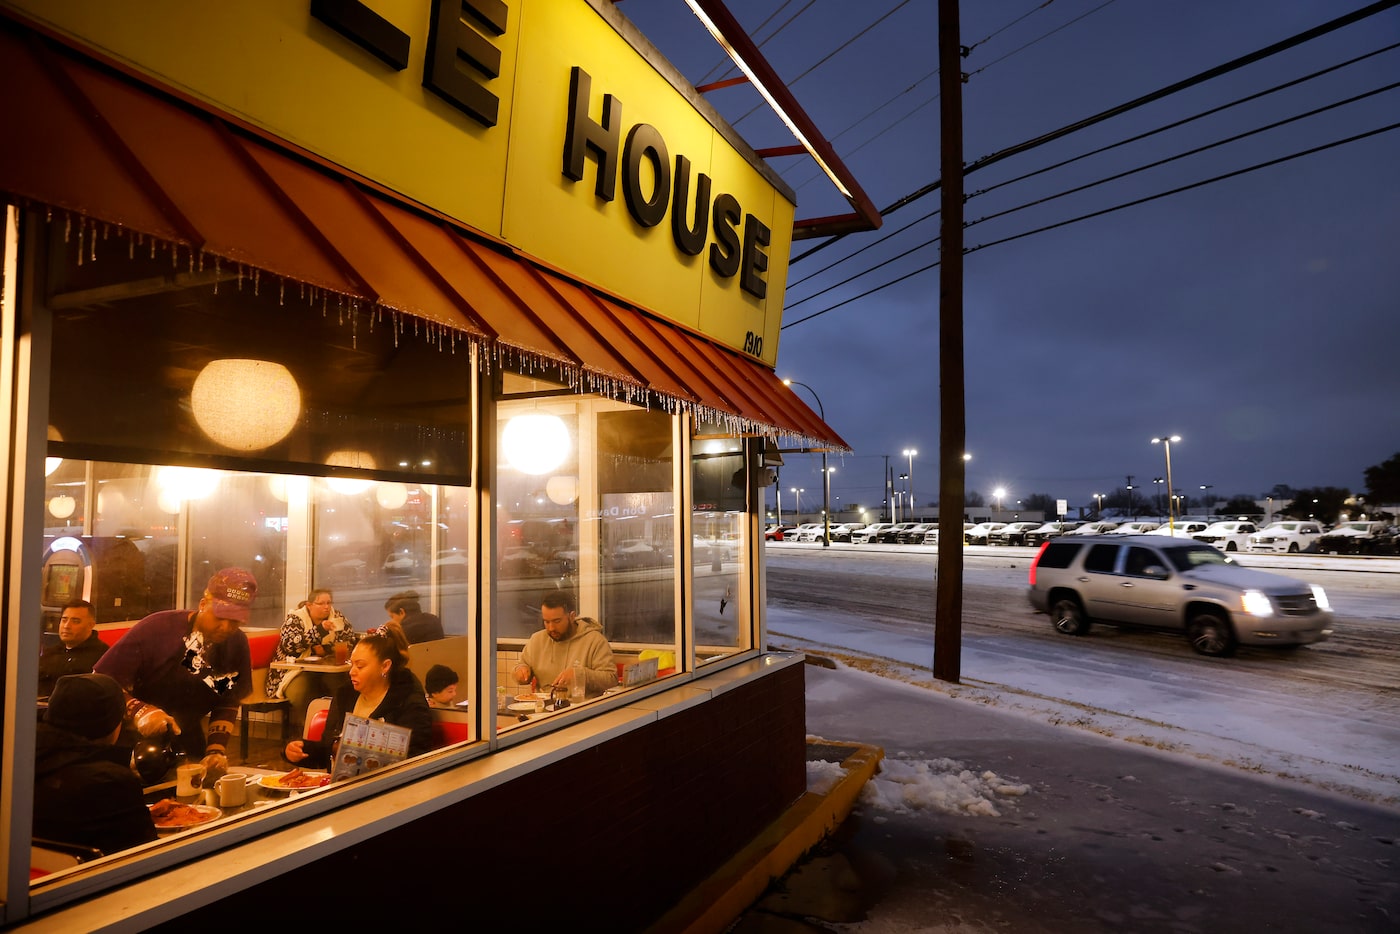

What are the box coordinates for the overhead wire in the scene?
[964,0,1122,79]
[787,38,1400,300]
[964,120,1400,254]
[780,117,1400,330]
[968,39,1400,201]
[788,0,1400,266]
[965,79,1400,231]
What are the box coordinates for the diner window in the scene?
[30,221,480,872]
[495,376,680,723]
[689,430,753,664]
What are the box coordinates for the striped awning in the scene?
[0,15,846,451]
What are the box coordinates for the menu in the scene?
[330,714,411,782]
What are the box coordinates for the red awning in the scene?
[0,16,845,451]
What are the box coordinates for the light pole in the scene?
[1199,484,1213,517]
[784,379,831,547]
[1151,434,1180,530]
[790,487,803,520]
[1153,477,1164,516]
[993,486,1005,518]
[903,448,917,520]
[1093,492,1104,516]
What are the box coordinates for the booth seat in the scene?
[430,708,470,748]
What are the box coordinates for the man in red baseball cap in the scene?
[95,568,258,778]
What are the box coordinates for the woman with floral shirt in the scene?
[265,589,358,729]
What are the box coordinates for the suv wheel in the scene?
[1287,543,1299,553]
[1188,611,1237,657]
[1050,596,1090,636]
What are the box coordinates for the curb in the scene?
[647,738,885,934]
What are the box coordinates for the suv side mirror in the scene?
[1143,565,1170,579]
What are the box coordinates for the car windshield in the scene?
[1162,544,1231,572]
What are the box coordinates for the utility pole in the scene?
[1125,474,1134,519]
[933,0,965,685]
[883,454,891,522]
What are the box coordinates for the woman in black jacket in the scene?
[283,620,432,769]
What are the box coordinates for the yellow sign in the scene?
[2,0,792,361]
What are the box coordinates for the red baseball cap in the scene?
[205,567,257,622]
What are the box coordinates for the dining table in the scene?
[143,765,333,836]
[269,656,350,674]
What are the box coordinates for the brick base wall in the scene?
[151,662,806,929]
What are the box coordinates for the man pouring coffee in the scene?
[95,568,257,781]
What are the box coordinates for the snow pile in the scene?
[807,758,849,795]
[859,757,1030,818]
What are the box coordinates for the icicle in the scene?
[76,220,84,266]
[279,279,285,306]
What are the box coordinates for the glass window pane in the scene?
[690,435,752,663]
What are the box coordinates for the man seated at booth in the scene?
[34,673,158,855]
[512,589,617,698]
[37,599,108,698]
[384,590,445,644]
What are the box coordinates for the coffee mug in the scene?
[176,763,205,797]
[216,773,247,807]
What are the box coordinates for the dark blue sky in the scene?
[621,1,1400,516]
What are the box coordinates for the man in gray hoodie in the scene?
[512,589,616,697]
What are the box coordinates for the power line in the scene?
[789,40,1400,310]
[965,0,1122,79]
[789,0,1400,264]
[963,120,1400,254]
[965,80,1400,231]
[783,119,1400,328]
[969,39,1400,202]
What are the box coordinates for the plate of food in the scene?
[257,768,331,790]
[148,800,222,831]
[507,702,537,713]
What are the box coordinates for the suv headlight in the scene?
[1311,585,1331,611]
[1241,590,1274,616]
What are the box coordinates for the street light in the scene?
[1199,484,1213,518]
[790,487,804,518]
[903,448,917,520]
[993,486,1005,516]
[1153,477,1164,515]
[783,379,831,547]
[1093,492,1104,515]
[1151,434,1181,530]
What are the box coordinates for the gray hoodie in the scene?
[519,617,617,696]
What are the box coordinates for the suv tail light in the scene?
[1029,541,1050,586]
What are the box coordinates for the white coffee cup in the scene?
[176,763,205,797]
[216,773,247,807]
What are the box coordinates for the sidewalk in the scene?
[658,658,1400,933]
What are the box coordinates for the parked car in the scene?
[1245,520,1324,554]
[924,522,975,545]
[1027,534,1333,657]
[1314,520,1391,555]
[1067,521,1119,536]
[829,522,867,543]
[764,525,795,542]
[964,522,1007,545]
[897,521,938,544]
[1192,520,1258,552]
[988,521,1043,546]
[1023,520,1081,547]
[851,522,892,544]
[875,522,920,543]
[791,523,825,543]
[1145,520,1211,538]
[1107,521,1160,535]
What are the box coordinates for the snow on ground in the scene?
[774,606,1400,807]
[807,748,1030,818]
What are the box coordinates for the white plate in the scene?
[149,802,222,831]
[507,702,537,712]
[256,770,330,791]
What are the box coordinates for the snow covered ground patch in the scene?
[860,756,1030,818]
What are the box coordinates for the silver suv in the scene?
[1027,535,1333,657]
